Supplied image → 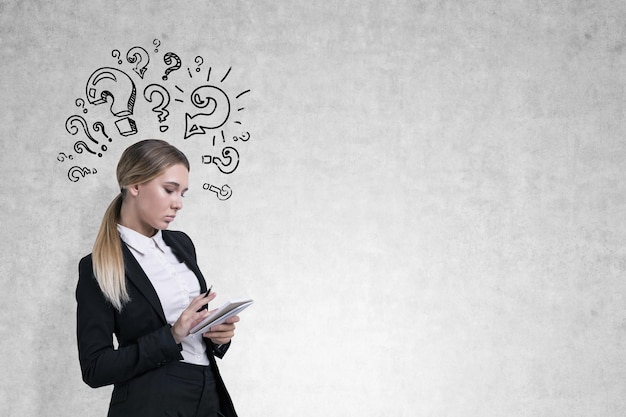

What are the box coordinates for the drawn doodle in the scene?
[62,42,253,197]
[74,140,99,157]
[143,84,171,132]
[111,49,122,65]
[201,147,239,174]
[184,85,231,139]
[68,166,97,182]
[92,121,112,143]
[233,131,250,142]
[66,114,97,143]
[75,98,87,114]
[162,52,182,80]
[203,183,232,201]
[86,67,137,136]
[195,56,203,72]
[57,152,74,162]
[126,46,149,79]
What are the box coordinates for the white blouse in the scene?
[117,224,210,366]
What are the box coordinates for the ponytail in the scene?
[92,193,129,311]
[90,139,190,311]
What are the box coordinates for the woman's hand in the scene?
[203,315,240,345]
[170,291,217,344]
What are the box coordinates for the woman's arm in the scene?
[76,255,182,388]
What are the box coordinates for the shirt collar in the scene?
[117,224,165,255]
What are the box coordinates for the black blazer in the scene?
[76,230,237,417]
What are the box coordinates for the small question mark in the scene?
[195,56,204,72]
[57,152,74,162]
[75,98,87,114]
[67,166,98,183]
[162,52,182,81]
[201,147,240,174]
[92,122,112,143]
[66,115,105,157]
[203,183,232,201]
[153,39,161,53]
[233,132,250,142]
[112,49,122,65]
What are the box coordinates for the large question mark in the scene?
[85,67,138,136]
[201,147,240,174]
[202,183,232,201]
[162,52,181,80]
[184,85,231,139]
[143,84,171,132]
[126,46,150,78]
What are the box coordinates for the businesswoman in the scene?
[76,139,239,417]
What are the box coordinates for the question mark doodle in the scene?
[184,85,231,139]
[92,121,112,143]
[57,152,74,162]
[201,147,240,174]
[195,56,203,72]
[143,84,171,132]
[73,141,98,157]
[111,49,122,65]
[126,46,150,79]
[162,52,182,81]
[153,39,161,53]
[66,115,107,157]
[86,67,138,136]
[203,183,232,201]
[66,114,97,143]
[233,132,250,142]
[75,98,87,114]
[67,166,98,183]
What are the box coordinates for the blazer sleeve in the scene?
[76,255,183,388]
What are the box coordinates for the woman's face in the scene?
[128,163,189,236]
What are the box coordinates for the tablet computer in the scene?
[190,299,254,335]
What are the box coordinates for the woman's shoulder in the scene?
[162,229,194,246]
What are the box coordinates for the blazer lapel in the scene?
[121,241,168,323]
[163,231,208,293]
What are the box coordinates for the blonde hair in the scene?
[92,139,190,311]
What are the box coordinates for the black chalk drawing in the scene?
[66,115,107,157]
[162,52,182,81]
[57,152,74,162]
[127,46,150,79]
[60,39,253,201]
[203,183,232,201]
[111,49,122,65]
[86,67,138,136]
[202,147,240,174]
[68,166,97,182]
[75,98,88,113]
[143,84,171,132]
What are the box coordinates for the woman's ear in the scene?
[126,183,140,197]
